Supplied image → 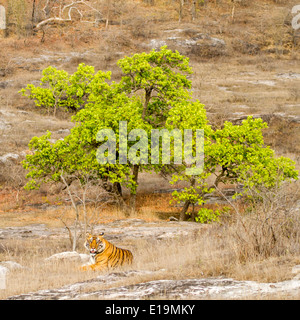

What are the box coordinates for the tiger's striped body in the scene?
[81,232,133,271]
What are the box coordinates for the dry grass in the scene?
[0,238,93,299]
[0,215,299,299]
[0,181,298,299]
[0,181,299,299]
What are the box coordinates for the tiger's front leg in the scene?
[80,264,95,271]
[80,261,108,272]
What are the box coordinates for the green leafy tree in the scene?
[117,46,192,125]
[19,64,107,116]
[22,47,298,223]
[171,116,298,220]
[116,46,196,209]
[22,47,200,215]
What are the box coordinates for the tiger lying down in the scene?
[81,232,133,271]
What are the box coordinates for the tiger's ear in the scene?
[86,232,91,238]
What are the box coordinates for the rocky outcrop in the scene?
[45,251,90,264]
[228,112,300,125]
[0,220,204,241]
[148,29,227,58]
[7,271,300,300]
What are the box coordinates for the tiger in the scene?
[81,232,133,271]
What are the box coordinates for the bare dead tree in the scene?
[59,171,114,251]
[35,0,103,29]
[31,0,37,28]
[178,0,185,23]
[191,0,197,21]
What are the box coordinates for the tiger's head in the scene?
[84,232,106,256]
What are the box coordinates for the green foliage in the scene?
[169,115,298,222]
[195,206,231,224]
[21,47,298,220]
[207,116,298,191]
[170,172,213,207]
[22,47,204,211]
[195,208,220,224]
[118,46,193,125]
[19,64,111,116]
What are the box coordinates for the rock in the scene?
[292,265,300,275]
[77,277,300,300]
[0,81,12,89]
[57,129,70,135]
[228,112,300,126]
[276,72,300,80]
[7,275,300,300]
[79,254,90,264]
[45,252,90,264]
[6,270,166,300]
[232,39,260,55]
[0,266,8,290]
[148,29,227,58]
[169,216,178,222]
[0,220,203,242]
[0,109,15,117]
[248,80,276,86]
[0,261,24,270]
[45,251,82,263]
[0,224,55,240]
[0,266,9,275]
[149,39,167,49]
[17,110,29,115]
[0,153,19,163]
[0,119,11,131]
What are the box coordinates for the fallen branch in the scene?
[35,0,103,29]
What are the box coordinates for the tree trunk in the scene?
[179,200,190,221]
[179,176,195,221]
[113,181,122,197]
[178,0,184,23]
[117,195,130,216]
[105,0,111,29]
[31,0,36,29]
[191,0,197,21]
[60,173,80,250]
[112,181,130,215]
[129,164,139,214]
[142,88,152,120]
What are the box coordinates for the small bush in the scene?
[228,182,300,261]
[195,206,231,224]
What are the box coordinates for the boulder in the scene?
[0,261,24,270]
[0,265,9,290]
[45,251,82,263]
[0,153,19,163]
[79,254,90,264]
[6,275,300,300]
[292,265,300,275]
[0,119,11,131]
[148,29,227,58]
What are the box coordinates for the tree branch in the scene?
[35,0,103,29]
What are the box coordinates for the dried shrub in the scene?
[227,182,300,262]
[232,39,260,55]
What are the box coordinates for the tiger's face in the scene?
[85,232,106,256]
